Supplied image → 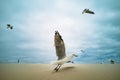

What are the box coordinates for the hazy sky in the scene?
[0,0,120,63]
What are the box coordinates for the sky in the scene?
[0,0,120,63]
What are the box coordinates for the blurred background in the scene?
[0,0,120,64]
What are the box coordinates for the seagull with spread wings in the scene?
[7,24,13,29]
[52,31,78,72]
[82,8,95,14]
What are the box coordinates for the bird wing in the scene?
[82,9,87,14]
[54,31,66,60]
[86,10,95,14]
[10,26,13,29]
[7,24,10,26]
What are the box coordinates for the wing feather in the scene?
[54,31,66,60]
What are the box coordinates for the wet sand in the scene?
[0,64,120,80]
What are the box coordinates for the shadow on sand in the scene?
[52,66,75,73]
[60,66,75,71]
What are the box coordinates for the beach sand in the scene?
[0,64,120,80]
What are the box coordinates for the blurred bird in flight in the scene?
[7,24,13,29]
[82,8,95,14]
[52,31,78,72]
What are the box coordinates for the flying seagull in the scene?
[7,24,13,29]
[82,8,95,14]
[80,50,85,53]
[52,31,78,72]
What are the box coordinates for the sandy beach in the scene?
[0,64,120,80]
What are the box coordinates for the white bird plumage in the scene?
[51,54,78,65]
[52,31,77,72]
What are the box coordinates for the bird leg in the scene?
[56,65,61,71]
[54,64,59,70]
[54,64,61,72]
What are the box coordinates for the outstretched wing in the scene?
[86,10,95,14]
[54,31,66,60]
[82,9,95,14]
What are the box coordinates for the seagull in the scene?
[52,31,78,72]
[7,24,13,29]
[82,8,95,14]
[17,59,20,64]
[109,59,115,64]
[80,50,85,53]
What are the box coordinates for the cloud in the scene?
[0,0,120,63]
